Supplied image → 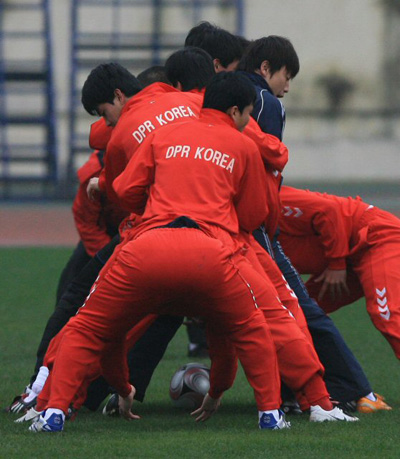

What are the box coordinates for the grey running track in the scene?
[0,204,78,247]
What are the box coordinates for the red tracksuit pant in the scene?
[45,228,281,413]
[246,238,328,408]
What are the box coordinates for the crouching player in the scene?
[28,72,289,433]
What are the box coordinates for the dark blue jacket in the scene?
[239,72,286,141]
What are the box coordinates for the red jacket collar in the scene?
[121,82,180,115]
[199,108,238,131]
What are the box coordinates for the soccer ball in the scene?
[169,362,210,410]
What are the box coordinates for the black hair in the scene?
[81,63,142,115]
[137,65,171,87]
[238,36,300,78]
[203,71,256,113]
[165,47,215,91]
[236,35,252,54]
[184,21,243,68]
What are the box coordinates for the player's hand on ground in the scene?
[315,268,349,301]
[191,393,221,422]
[118,385,141,421]
[87,177,100,201]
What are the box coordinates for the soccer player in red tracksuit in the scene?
[84,59,339,418]
[29,72,290,433]
[279,185,400,365]
[87,83,202,208]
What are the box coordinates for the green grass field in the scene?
[1,247,400,458]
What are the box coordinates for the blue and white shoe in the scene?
[259,409,291,430]
[29,410,64,432]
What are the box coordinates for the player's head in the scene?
[165,47,215,91]
[238,36,299,98]
[137,65,171,87]
[81,63,142,126]
[184,21,243,72]
[203,72,256,132]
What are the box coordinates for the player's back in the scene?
[104,83,203,204]
[115,108,268,238]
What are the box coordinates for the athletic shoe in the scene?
[337,400,357,413]
[102,393,119,416]
[29,410,64,433]
[310,405,359,422]
[5,388,37,414]
[281,399,303,415]
[259,410,291,430]
[15,407,41,423]
[357,394,392,413]
[66,404,79,422]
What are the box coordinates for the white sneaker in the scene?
[310,405,359,422]
[15,407,41,423]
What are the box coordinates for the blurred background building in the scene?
[0,0,399,209]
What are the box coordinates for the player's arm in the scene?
[234,138,269,233]
[243,117,289,172]
[100,340,140,420]
[280,186,350,300]
[113,133,156,214]
[191,327,237,422]
[102,139,133,205]
[74,151,113,254]
[72,177,112,257]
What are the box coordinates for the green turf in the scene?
[1,247,400,458]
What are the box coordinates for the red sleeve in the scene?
[72,151,111,257]
[279,186,349,270]
[98,167,106,193]
[234,137,269,233]
[112,134,156,214]
[243,117,288,172]
[242,119,285,237]
[89,118,113,150]
[72,177,112,257]
[206,327,238,399]
[100,339,132,398]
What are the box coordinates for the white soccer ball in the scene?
[169,362,210,409]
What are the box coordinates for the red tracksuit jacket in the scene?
[93,82,202,206]
[113,108,268,238]
[278,185,370,272]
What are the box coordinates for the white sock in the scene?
[364,392,377,402]
[24,391,38,404]
[258,409,280,420]
[31,366,49,395]
[44,408,65,421]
